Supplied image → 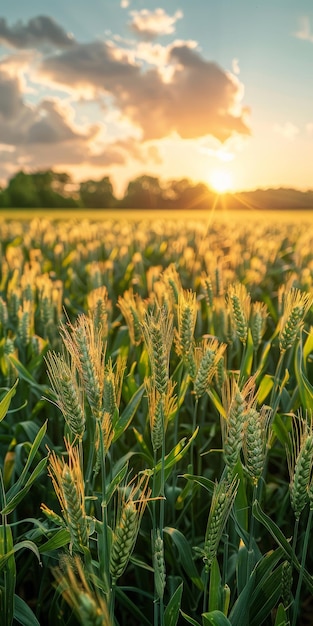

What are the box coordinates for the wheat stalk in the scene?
[87,285,111,342]
[174,289,197,375]
[281,560,293,609]
[250,301,268,350]
[162,263,181,308]
[243,404,270,485]
[110,476,150,583]
[201,275,214,309]
[196,476,239,572]
[227,283,251,345]
[287,413,313,520]
[46,439,89,554]
[17,300,33,347]
[193,338,226,398]
[103,356,126,418]
[221,377,256,479]
[146,378,177,452]
[279,289,313,352]
[45,351,85,440]
[53,555,111,626]
[118,289,146,346]
[142,306,173,395]
[60,314,105,420]
[152,529,166,600]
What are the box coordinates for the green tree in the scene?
[164,178,213,210]
[120,175,165,209]
[6,171,40,208]
[33,171,80,208]
[79,176,116,208]
[5,170,80,208]
[0,186,9,207]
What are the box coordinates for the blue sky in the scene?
[0,1,312,195]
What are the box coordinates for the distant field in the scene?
[0,207,313,222]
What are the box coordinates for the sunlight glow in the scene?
[209,169,233,194]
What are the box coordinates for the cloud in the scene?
[0,15,75,49]
[0,65,162,181]
[20,139,127,171]
[294,16,313,42]
[0,71,24,119]
[129,8,183,40]
[40,41,139,96]
[232,58,240,75]
[40,41,250,142]
[0,13,251,186]
[274,122,299,140]
[0,69,96,147]
[88,137,160,167]
[306,122,313,134]
[26,100,88,144]
[120,0,130,7]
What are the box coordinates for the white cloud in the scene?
[0,69,95,146]
[274,122,300,140]
[129,8,183,40]
[40,41,250,142]
[294,16,313,43]
[121,0,129,7]
[0,12,251,187]
[232,58,240,75]
[198,133,247,162]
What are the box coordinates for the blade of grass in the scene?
[164,581,183,626]
[0,524,15,626]
[0,379,18,423]
[164,527,203,590]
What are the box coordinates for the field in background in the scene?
[0,211,313,625]
[0,207,313,222]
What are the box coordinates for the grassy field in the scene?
[0,210,313,626]
[1,207,313,222]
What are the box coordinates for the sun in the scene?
[209,169,233,194]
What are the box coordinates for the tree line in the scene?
[0,169,312,210]
[0,170,215,210]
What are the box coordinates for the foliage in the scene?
[0,213,313,625]
[4,170,81,209]
[79,177,116,208]
[1,169,313,209]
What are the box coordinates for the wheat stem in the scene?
[292,509,313,626]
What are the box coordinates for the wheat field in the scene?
[1,211,313,626]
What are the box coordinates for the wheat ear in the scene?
[153,529,166,599]
[53,555,111,626]
[287,413,313,520]
[193,338,226,398]
[47,440,88,554]
[45,351,85,440]
[174,289,197,375]
[142,306,173,395]
[279,289,313,352]
[250,301,268,350]
[60,313,105,420]
[227,283,251,345]
[117,289,146,345]
[243,405,270,485]
[110,476,150,583]
[146,378,177,452]
[197,476,239,572]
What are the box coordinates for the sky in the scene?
[0,0,313,196]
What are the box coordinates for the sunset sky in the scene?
[0,1,313,196]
